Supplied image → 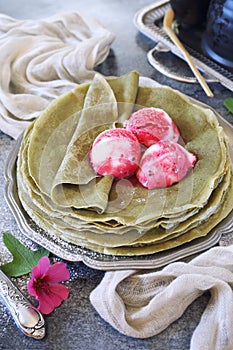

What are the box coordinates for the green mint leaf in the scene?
[1,232,49,277]
[224,97,233,114]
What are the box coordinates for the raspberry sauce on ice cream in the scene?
[124,107,180,147]
[136,140,197,189]
[90,128,141,178]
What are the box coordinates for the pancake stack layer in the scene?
[16,71,233,256]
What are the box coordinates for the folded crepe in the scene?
[16,71,233,256]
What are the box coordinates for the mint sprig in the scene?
[224,97,233,114]
[1,232,49,277]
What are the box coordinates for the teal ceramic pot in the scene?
[170,0,210,29]
[202,0,233,69]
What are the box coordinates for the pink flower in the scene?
[28,256,70,314]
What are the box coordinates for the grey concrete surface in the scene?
[0,1,232,349]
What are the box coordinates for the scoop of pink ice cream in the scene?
[90,128,141,178]
[124,107,180,147]
[136,140,197,189]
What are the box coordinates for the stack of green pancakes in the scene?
[16,71,233,256]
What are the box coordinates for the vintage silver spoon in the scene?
[0,269,45,339]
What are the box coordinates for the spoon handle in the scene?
[0,269,45,339]
[163,9,214,98]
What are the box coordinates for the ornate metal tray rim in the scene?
[134,0,233,92]
[4,78,233,270]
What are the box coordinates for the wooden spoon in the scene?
[163,9,214,97]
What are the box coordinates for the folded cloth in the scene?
[0,12,115,139]
[90,245,233,350]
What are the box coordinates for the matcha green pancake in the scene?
[16,71,233,256]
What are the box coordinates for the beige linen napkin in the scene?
[90,245,233,350]
[0,12,115,139]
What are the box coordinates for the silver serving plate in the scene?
[4,82,233,270]
[134,0,233,92]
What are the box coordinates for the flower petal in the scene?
[36,289,56,314]
[48,284,70,307]
[27,279,37,297]
[45,262,70,283]
[31,256,50,279]
[36,284,69,314]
